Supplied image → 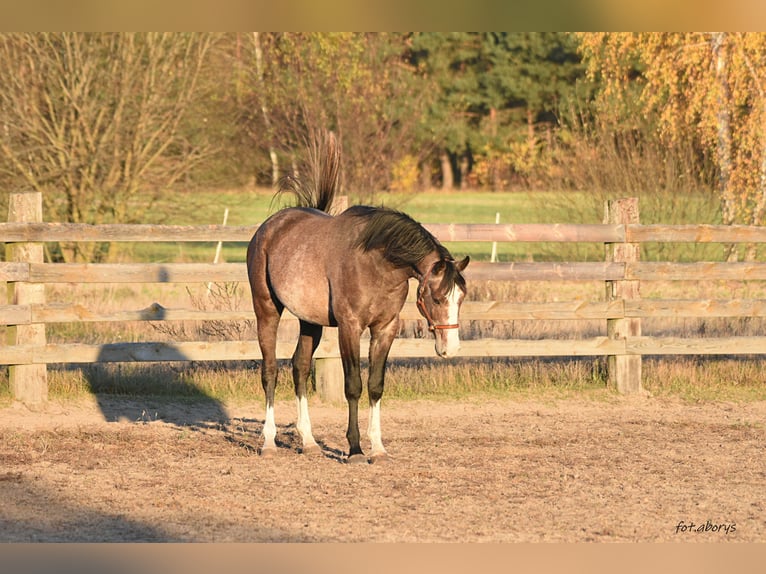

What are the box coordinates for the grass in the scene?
[113,187,739,265]
[4,354,765,407]
[383,357,613,402]
[642,357,766,402]
[122,188,547,264]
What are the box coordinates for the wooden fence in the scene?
[3,191,766,405]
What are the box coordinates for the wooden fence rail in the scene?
[6,261,766,284]
[5,221,766,244]
[5,298,766,326]
[3,191,766,405]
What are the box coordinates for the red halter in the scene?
[416,260,460,332]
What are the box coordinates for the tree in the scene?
[251,32,279,187]
[579,32,766,242]
[473,32,583,188]
[408,32,583,189]
[237,33,429,199]
[408,32,480,189]
[0,33,213,261]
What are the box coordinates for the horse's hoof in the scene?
[260,446,277,458]
[346,453,369,465]
[369,452,391,464]
[300,443,322,456]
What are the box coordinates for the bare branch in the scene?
[0,33,214,260]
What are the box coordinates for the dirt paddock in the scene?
[1,394,764,542]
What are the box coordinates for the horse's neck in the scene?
[414,252,441,280]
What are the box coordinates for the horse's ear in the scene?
[456,256,470,272]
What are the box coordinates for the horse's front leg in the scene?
[367,317,399,463]
[338,323,366,464]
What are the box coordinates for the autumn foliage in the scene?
[2,32,766,256]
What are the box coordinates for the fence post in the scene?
[313,330,346,404]
[604,197,643,394]
[6,191,48,406]
[313,195,348,403]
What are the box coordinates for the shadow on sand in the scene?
[70,341,234,430]
[0,473,176,543]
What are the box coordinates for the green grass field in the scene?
[126,189,569,263]
[123,187,730,264]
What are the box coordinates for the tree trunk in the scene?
[419,161,432,190]
[527,108,536,151]
[711,32,738,261]
[459,155,469,190]
[747,95,766,261]
[440,151,454,190]
[253,32,279,187]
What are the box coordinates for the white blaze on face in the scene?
[442,285,462,357]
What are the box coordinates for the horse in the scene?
[246,132,469,463]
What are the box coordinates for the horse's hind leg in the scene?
[248,251,284,457]
[293,320,322,454]
[256,305,281,457]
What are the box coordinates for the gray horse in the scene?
[246,133,469,463]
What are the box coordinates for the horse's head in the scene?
[416,256,469,358]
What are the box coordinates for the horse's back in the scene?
[248,207,346,326]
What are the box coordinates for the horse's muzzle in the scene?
[434,330,460,358]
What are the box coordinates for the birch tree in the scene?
[579,32,766,246]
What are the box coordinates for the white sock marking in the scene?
[263,404,277,450]
[367,399,386,456]
[295,396,318,448]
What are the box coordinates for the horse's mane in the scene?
[350,206,463,290]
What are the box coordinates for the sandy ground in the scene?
[1,393,764,542]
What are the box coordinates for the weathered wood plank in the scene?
[0,262,30,282]
[4,335,763,366]
[16,300,620,325]
[2,222,625,244]
[0,337,627,365]
[626,299,766,318]
[5,191,48,405]
[627,224,766,243]
[27,302,255,324]
[388,337,624,358]
[23,261,627,284]
[628,262,766,281]
[6,221,766,245]
[11,298,766,327]
[0,222,259,243]
[28,263,247,283]
[605,198,642,395]
[424,223,624,243]
[401,300,624,320]
[0,341,264,364]
[466,262,624,281]
[0,304,32,325]
[626,336,766,355]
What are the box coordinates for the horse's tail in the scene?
[277,129,341,214]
